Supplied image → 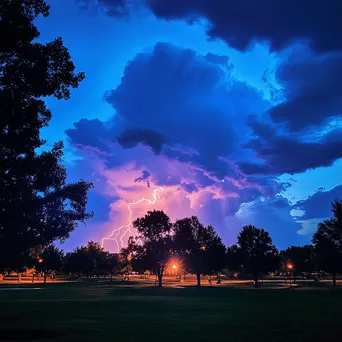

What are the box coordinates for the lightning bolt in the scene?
[101,187,163,252]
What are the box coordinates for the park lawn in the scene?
[0,282,341,342]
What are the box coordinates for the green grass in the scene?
[0,282,341,341]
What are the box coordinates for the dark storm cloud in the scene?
[134,170,151,182]
[240,118,342,175]
[294,185,342,220]
[66,43,342,185]
[106,42,269,179]
[269,51,342,131]
[148,0,342,53]
[81,0,342,53]
[67,42,285,212]
[77,0,342,136]
[180,182,198,194]
[117,128,169,153]
[65,118,112,154]
[134,170,151,188]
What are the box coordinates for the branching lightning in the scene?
[101,188,163,252]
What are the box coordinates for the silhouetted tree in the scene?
[105,253,121,281]
[226,244,242,275]
[84,241,108,278]
[0,0,93,273]
[133,210,173,287]
[121,237,151,276]
[280,245,315,281]
[35,245,64,283]
[228,225,280,287]
[64,246,93,279]
[313,199,342,286]
[173,216,226,286]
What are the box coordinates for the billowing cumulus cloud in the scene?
[65,40,342,251]
[64,0,342,252]
[66,43,306,250]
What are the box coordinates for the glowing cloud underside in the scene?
[101,188,163,252]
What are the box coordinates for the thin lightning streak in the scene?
[101,188,163,252]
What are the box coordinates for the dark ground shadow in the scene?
[0,330,65,341]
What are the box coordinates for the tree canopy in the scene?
[35,245,64,283]
[228,225,280,286]
[313,199,342,286]
[132,210,173,287]
[0,0,93,273]
[280,245,315,277]
[173,216,226,286]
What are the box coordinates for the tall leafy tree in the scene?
[35,245,64,283]
[104,253,121,281]
[64,241,109,279]
[0,0,93,273]
[85,241,108,278]
[64,246,92,279]
[280,245,315,280]
[133,210,173,287]
[173,216,226,286]
[121,237,149,275]
[228,225,279,287]
[312,199,342,286]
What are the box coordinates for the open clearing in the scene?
[0,281,341,342]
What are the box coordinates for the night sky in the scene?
[37,0,342,252]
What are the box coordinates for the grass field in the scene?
[0,281,341,342]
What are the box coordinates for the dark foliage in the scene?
[35,245,64,283]
[313,199,342,286]
[280,245,315,277]
[132,210,173,286]
[173,216,226,286]
[227,225,280,286]
[0,0,93,273]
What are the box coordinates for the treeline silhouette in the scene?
[8,200,342,287]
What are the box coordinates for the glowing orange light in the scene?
[38,258,43,264]
[172,264,177,269]
[101,188,163,252]
[201,246,206,251]
[287,263,293,270]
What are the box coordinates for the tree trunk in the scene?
[253,276,259,288]
[333,273,336,287]
[157,272,163,287]
[110,274,113,282]
[293,273,296,284]
[196,273,201,287]
[44,273,47,284]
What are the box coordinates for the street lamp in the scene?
[38,258,43,264]
[287,263,294,288]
